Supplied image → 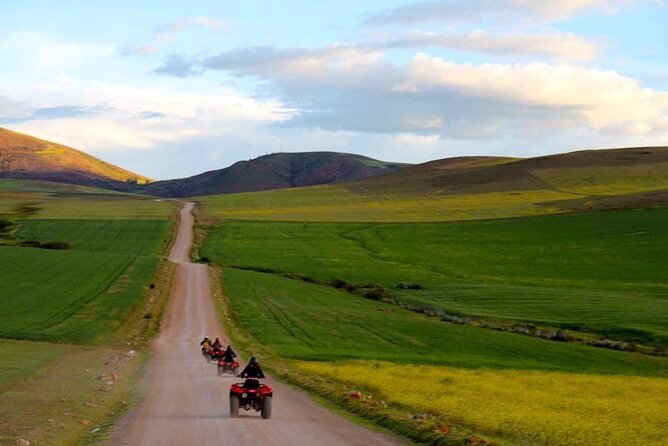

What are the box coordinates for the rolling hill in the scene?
[200,146,668,222]
[139,151,409,197]
[0,127,152,189]
[339,146,668,197]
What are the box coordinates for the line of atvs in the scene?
[201,344,273,419]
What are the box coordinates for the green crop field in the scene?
[0,179,176,220]
[220,267,668,446]
[199,186,577,222]
[223,268,667,376]
[0,245,160,342]
[202,207,668,345]
[15,219,170,255]
[0,180,176,343]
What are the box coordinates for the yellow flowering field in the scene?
[296,361,668,446]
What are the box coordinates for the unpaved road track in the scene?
[106,203,404,446]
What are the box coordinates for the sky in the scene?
[1,0,667,179]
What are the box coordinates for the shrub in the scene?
[396,282,424,290]
[18,240,71,250]
[40,241,72,250]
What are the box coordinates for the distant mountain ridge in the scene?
[139,152,409,198]
[0,128,409,197]
[0,127,151,189]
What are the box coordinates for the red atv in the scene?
[210,349,224,362]
[229,379,273,419]
[217,360,240,376]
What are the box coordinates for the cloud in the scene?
[371,30,601,61]
[2,78,293,156]
[366,0,635,25]
[156,43,668,140]
[0,32,114,78]
[121,16,232,56]
[0,96,30,120]
[398,53,668,132]
[153,54,203,78]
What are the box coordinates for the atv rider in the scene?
[200,336,211,351]
[222,345,237,363]
[239,356,265,388]
[212,337,223,351]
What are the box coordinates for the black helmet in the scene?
[226,345,232,350]
[249,356,258,365]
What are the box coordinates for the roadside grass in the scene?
[0,340,143,446]
[296,361,668,446]
[0,339,76,393]
[221,268,668,376]
[202,208,668,345]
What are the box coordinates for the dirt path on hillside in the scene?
[106,203,404,446]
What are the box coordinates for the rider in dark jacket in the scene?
[239,356,265,387]
[222,345,237,363]
[212,337,223,351]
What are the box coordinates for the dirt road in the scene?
[106,203,404,445]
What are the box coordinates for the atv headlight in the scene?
[242,392,248,398]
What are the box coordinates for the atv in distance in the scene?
[218,360,240,376]
[229,379,273,419]
[202,347,213,362]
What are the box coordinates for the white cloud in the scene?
[0,32,114,78]
[397,53,668,132]
[122,16,233,56]
[2,79,293,154]
[375,30,601,61]
[366,0,635,25]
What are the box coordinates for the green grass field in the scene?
[0,180,176,343]
[0,245,160,342]
[223,268,668,376]
[0,179,176,220]
[200,187,576,222]
[202,208,668,344]
[15,219,170,255]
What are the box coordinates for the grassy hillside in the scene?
[141,151,408,198]
[0,127,152,187]
[200,147,668,222]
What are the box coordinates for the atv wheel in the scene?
[230,395,240,418]
[232,366,239,375]
[217,365,223,376]
[261,396,272,419]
